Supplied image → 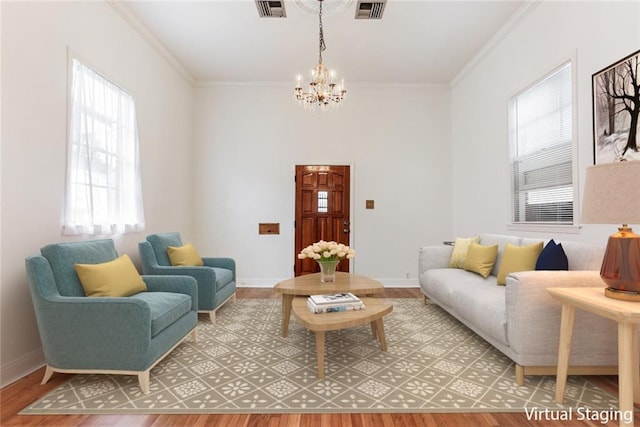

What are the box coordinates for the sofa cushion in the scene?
[464,242,498,278]
[536,239,569,270]
[75,254,147,297]
[496,242,544,285]
[451,278,508,346]
[167,243,204,266]
[129,291,192,337]
[560,240,605,270]
[448,236,480,268]
[422,268,488,308]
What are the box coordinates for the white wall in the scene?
[451,1,640,243]
[8,0,622,390]
[1,1,194,387]
[193,84,452,286]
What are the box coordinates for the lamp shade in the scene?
[582,160,640,301]
[581,160,640,225]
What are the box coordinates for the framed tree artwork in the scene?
[592,49,640,164]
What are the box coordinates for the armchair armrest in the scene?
[203,257,236,279]
[139,265,216,310]
[35,295,154,369]
[142,275,198,311]
[142,265,215,282]
[418,245,453,275]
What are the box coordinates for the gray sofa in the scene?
[418,233,623,385]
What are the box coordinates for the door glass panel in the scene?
[318,191,328,213]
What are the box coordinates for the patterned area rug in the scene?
[21,298,618,414]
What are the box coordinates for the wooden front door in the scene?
[295,165,351,276]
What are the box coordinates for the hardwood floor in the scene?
[1,288,636,427]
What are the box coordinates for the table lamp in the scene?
[581,160,640,301]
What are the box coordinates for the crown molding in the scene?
[195,80,448,89]
[450,0,542,89]
[107,0,195,86]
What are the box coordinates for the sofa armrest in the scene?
[506,270,605,308]
[418,245,453,275]
[142,275,198,311]
[505,270,612,358]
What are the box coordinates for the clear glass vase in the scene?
[317,260,340,282]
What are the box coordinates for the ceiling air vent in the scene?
[355,0,385,19]
[256,0,286,18]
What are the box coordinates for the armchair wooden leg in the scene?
[41,365,55,385]
[209,311,216,323]
[191,329,198,343]
[138,371,150,394]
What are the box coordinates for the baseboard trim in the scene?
[237,277,420,288]
[0,347,45,389]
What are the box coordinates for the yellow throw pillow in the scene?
[496,242,544,285]
[167,243,204,266]
[448,236,480,268]
[75,254,147,297]
[463,242,498,278]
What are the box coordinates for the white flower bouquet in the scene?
[297,240,356,262]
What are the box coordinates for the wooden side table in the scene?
[547,287,640,427]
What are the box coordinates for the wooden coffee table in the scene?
[292,297,393,379]
[274,272,385,337]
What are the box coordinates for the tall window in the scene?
[63,58,145,235]
[510,62,574,225]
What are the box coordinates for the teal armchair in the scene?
[139,232,236,323]
[25,239,198,394]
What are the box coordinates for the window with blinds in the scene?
[510,62,574,225]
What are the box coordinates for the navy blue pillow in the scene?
[535,239,569,270]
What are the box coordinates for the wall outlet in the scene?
[405,272,410,279]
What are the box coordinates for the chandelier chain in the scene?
[318,0,326,64]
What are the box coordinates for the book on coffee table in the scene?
[306,298,366,314]
[309,292,361,306]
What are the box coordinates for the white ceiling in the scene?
[116,0,528,85]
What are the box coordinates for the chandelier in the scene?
[294,0,347,111]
